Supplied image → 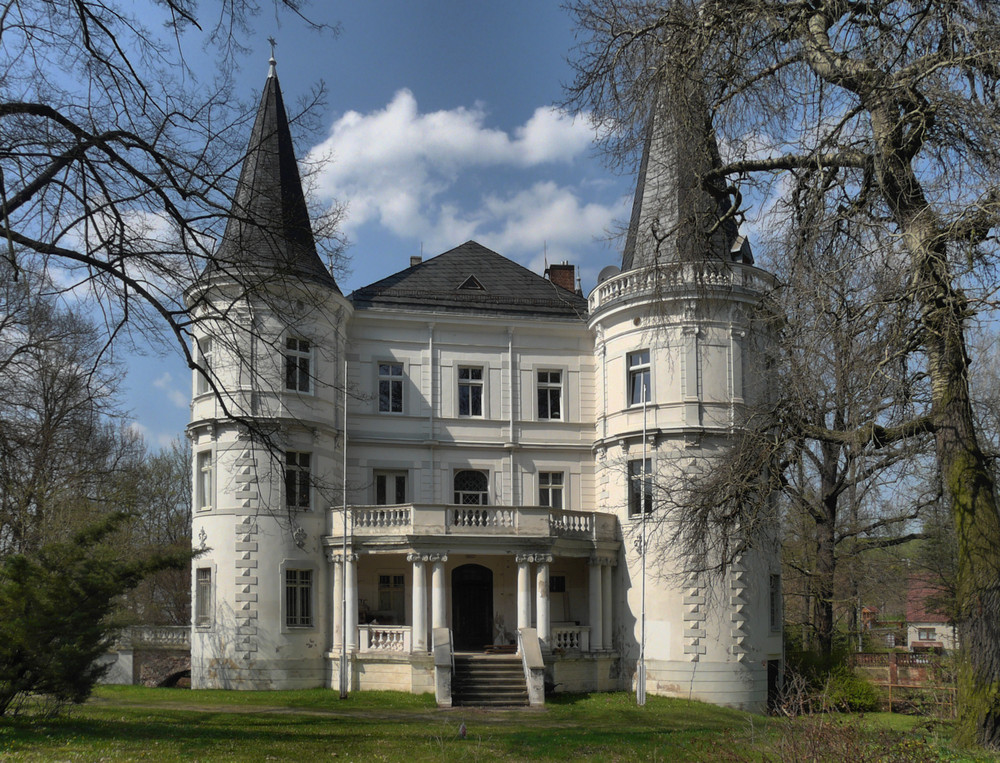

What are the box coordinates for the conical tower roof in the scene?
[210,58,341,292]
[621,75,752,272]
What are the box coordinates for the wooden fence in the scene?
[849,652,956,717]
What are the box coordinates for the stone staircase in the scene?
[452,654,529,707]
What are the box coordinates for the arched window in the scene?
[454,470,488,505]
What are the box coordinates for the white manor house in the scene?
[187,60,784,710]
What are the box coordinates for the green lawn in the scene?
[0,687,996,762]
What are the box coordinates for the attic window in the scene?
[457,275,486,291]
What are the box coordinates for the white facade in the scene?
[188,65,783,710]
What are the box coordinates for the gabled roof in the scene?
[350,241,588,320]
[621,74,752,272]
[207,59,341,292]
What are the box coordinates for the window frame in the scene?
[377,361,405,414]
[917,627,937,642]
[539,471,564,509]
[627,458,653,517]
[457,365,484,417]
[195,449,213,512]
[453,469,489,505]
[769,574,782,632]
[627,350,651,407]
[376,571,406,624]
[285,451,311,511]
[374,470,408,505]
[194,566,214,628]
[284,567,314,629]
[537,369,563,420]
[194,336,213,396]
[285,337,312,394]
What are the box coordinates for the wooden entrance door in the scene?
[451,564,493,650]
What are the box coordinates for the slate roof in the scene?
[350,241,588,320]
[621,76,752,272]
[206,60,341,292]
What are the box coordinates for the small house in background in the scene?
[906,576,958,653]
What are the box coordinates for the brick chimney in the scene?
[546,262,575,293]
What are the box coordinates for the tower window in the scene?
[195,567,213,627]
[195,337,213,396]
[196,451,213,511]
[628,350,651,405]
[628,458,652,516]
[285,337,311,392]
[285,569,313,627]
[285,451,311,510]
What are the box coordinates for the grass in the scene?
[0,687,997,762]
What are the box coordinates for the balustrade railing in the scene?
[451,506,516,529]
[549,510,593,536]
[354,506,411,530]
[552,626,590,652]
[588,262,777,313]
[358,625,411,653]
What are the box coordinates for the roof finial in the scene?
[267,37,277,78]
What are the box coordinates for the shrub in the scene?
[824,667,881,712]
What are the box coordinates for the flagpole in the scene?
[637,377,647,706]
[340,358,349,699]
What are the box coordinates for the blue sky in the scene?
[127,2,635,448]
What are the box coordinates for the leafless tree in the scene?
[0,0,346,412]
[567,0,1000,747]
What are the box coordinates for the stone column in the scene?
[408,553,428,652]
[516,555,532,631]
[588,557,603,652]
[328,551,343,648]
[345,553,358,651]
[430,555,448,630]
[601,561,613,650]
[535,555,552,647]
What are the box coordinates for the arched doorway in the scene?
[451,564,493,650]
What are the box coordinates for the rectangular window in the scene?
[285,569,313,627]
[917,628,937,641]
[550,575,566,593]
[195,567,212,626]
[378,362,404,413]
[195,337,213,395]
[377,573,405,623]
[769,574,782,631]
[196,451,213,511]
[539,472,564,509]
[285,451,311,510]
[628,458,652,516]
[628,350,651,405]
[458,366,483,416]
[537,370,562,420]
[375,471,407,504]
[285,337,311,392]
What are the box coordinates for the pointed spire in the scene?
[212,56,341,292]
[621,74,752,272]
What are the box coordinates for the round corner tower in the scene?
[187,59,352,689]
[588,83,783,711]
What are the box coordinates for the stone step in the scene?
[451,655,528,707]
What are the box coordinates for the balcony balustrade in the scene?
[332,504,616,543]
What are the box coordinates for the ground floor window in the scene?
[195,567,212,626]
[917,627,937,641]
[285,569,313,627]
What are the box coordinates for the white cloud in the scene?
[305,90,614,259]
[153,371,189,409]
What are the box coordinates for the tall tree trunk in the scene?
[880,140,1000,747]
